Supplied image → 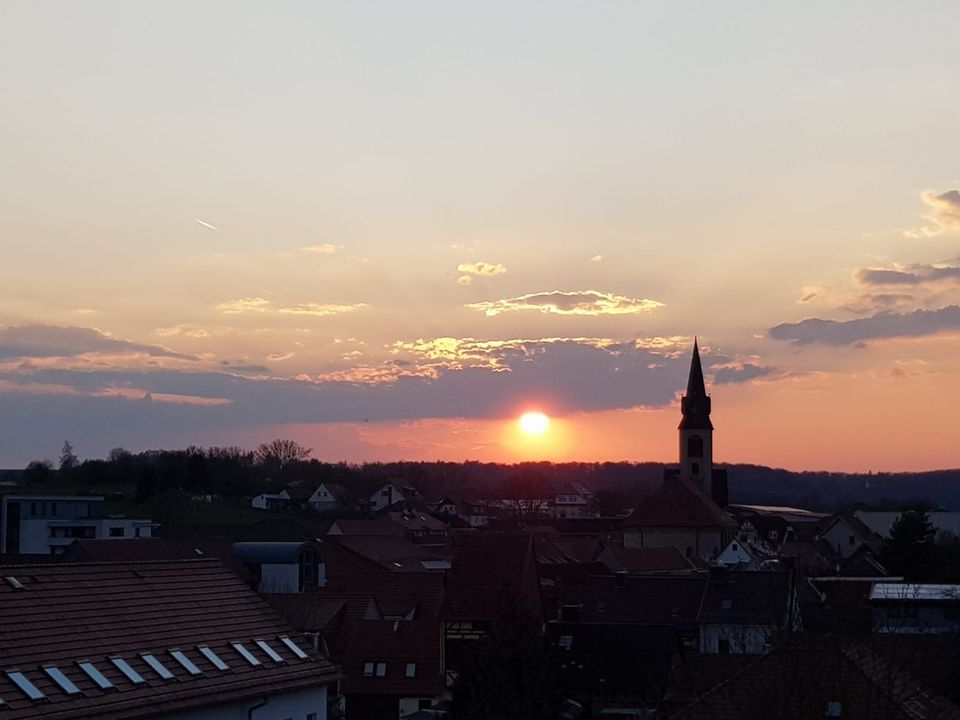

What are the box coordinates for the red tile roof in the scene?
[669,646,948,720]
[600,544,695,572]
[441,531,542,622]
[0,560,339,720]
[624,477,736,529]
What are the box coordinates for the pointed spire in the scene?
[679,337,713,430]
[686,337,707,399]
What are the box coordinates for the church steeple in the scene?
[679,338,713,431]
[679,338,713,487]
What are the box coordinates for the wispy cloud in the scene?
[0,325,192,361]
[215,297,271,314]
[769,305,960,345]
[468,290,664,317]
[194,218,219,231]
[590,254,604,263]
[457,275,473,286]
[278,303,366,317]
[904,189,960,238]
[301,243,339,254]
[456,261,507,277]
[856,263,960,286]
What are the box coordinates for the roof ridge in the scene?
[0,558,223,570]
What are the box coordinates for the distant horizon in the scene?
[3,3,959,472]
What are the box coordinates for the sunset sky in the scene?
[2,2,959,471]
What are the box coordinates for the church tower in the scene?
[678,339,713,488]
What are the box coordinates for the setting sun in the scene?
[518,411,550,436]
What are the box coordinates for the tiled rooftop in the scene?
[0,560,339,719]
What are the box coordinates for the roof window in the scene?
[169,650,202,676]
[110,657,145,685]
[43,666,81,695]
[255,640,284,663]
[6,671,45,701]
[141,654,175,680]
[405,662,417,678]
[78,661,114,690]
[231,642,262,666]
[4,576,23,590]
[198,645,230,671]
[279,635,309,659]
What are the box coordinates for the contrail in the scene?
[195,218,219,231]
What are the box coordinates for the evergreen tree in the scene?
[449,599,560,720]
[881,509,936,581]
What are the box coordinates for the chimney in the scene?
[614,570,628,589]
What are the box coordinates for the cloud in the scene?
[769,305,960,345]
[195,218,219,231]
[798,286,823,303]
[456,261,506,277]
[268,352,295,362]
[456,276,472,286]
[590,255,604,263]
[856,264,960,286]
[301,243,339,254]
[215,297,271,314]
[278,303,366,317]
[712,363,775,384]
[0,325,191,361]
[837,293,914,315]
[905,189,960,238]
[468,290,664,317]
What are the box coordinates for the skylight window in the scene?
[169,650,202,676]
[255,640,284,663]
[43,666,81,695]
[198,645,230,671]
[141,654,175,680]
[279,635,309,659]
[78,661,114,689]
[110,657,146,685]
[231,642,262,666]
[6,671,45,701]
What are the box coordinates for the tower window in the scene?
[687,435,704,458]
[692,462,700,476]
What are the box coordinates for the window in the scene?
[198,645,230,671]
[687,434,704,458]
[307,714,318,720]
[376,662,386,677]
[6,671,45,700]
[50,502,57,517]
[732,543,739,551]
[30,502,37,516]
[255,639,284,663]
[848,535,855,546]
[718,638,731,654]
[78,661,114,689]
[558,635,573,650]
[231,642,262,666]
[44,666,81,695]
[135,527,141,537]
[691,462,700,476]
[170,650,202,675]
[109,527,125,537]
[111,657,145,684]
[279,636,310,659]
[769,530,779,541]
[405,663,417,678]
[141,654,175,680]
[363,662,374,678]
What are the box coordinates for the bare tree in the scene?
[253,439,311,472]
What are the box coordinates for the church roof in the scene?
[679,339,713,430]
[624,477,736,529]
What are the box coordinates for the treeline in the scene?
[17,442,960,512]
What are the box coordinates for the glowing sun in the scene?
[518,411,550,436]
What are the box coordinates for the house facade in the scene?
[0,495,154,555]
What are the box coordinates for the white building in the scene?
[307,484,342,512]
[870,583,960,634]
[369,483,405,513]
[551,485,591,518]
[251,490,291,510]
[0,495,154,555]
